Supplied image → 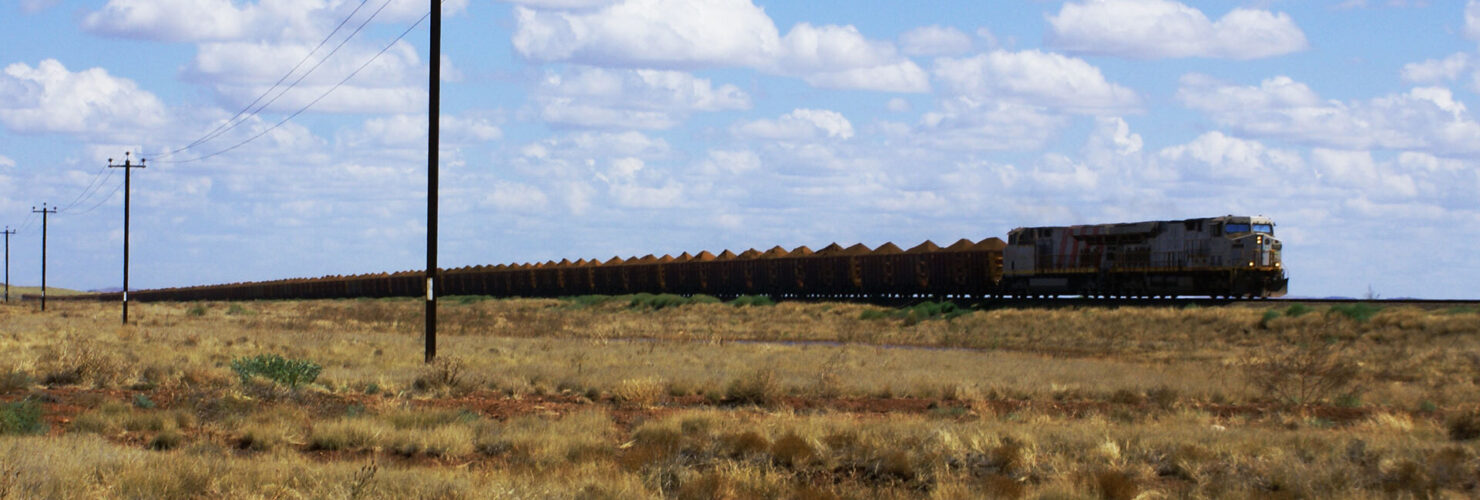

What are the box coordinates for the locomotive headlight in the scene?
[1248,261,1254,267]
[1257,236,1263,245]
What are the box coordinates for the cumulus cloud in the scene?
[0,59,168,137]
[1400,53,1470,84]
[533,66,750,129]
[1047,0,1308,60]
[732,109,855,141]
[1178,73,1480,156]
[340,113,502,149]
[932,50,1140,114]
[913,100,1067,151]
[511,0,928,93]
[899,25,974,57]
[1468,0,1480,41]
[82,0,466,43]
[0,154,14,168]
[1156,131,1304,182]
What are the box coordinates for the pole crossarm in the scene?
[109,152,146,325]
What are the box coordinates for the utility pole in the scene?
[426,0,441,363]
[31,204,56,311]
[109,152,145,325]
[2,227,13,303]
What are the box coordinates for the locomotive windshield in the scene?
[1225,223,1250,234]
[1253,224,1273,235]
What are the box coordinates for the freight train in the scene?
[66,215,1286,303]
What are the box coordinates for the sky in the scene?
[0,0,1477,299]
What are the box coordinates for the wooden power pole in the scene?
[109,152,145,325]
[2,227,13,303]
[31,204,56,311]
[426,0,441,363]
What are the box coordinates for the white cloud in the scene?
[1047,0,1308,60]
[914,100,1067,151]
[1156,131,1304,182]
[184,39,425,114]
[0,154,14,168]
[886,97,910,113]
[340,113,502,149]
[697,149,762,175]
[899,25,974,57]
[1400,53,1470,84]
[511,0,928,93]
[932,50,1139,114]
[82,0,467,43]
[732,109,855,141]
[1178,73,1480,156]
[533,66,750,129]
[0,59,168,137]
[1467,0,1480,41]
[511,0,779,68]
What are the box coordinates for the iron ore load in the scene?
[79,215,1286,303]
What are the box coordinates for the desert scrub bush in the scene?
[627,293,720,310]
[614,376,666,405]
[413,357,475,394]
[725,368,784,407]
[728,295,775,307]
[1243,335,1362,405]
[0,399,46,435]
[224,303,251,315]
[1328,303,1381,322]
[1284,303,1314,317]
[230,353,322,389]
[185,304,208,316]
[0,369,32,392]
[859,301,970,323]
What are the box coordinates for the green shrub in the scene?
[728,295,775,307]
[132,393,156,409]
[230,354,322,389]
[1283,304,1313,317]
[225,304,251,315]
[0,400,47,435]
[626,293,720,310]
[1328,303,1381,322]
[1259,310,1281,329]
[186,304,208,317]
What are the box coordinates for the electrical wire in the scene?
[57,168,116,213]
[160,9,434,164]
[70,181,125,216]
[53,164,111,213]
[168,0,372,156]
[156,0,395,160]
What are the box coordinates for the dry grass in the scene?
[0,298,1476,497]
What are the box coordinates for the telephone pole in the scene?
[109,152,145,325]
[2,227,14,303]
[425,0,441,363]
[31,204,56,311]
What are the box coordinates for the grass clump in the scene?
[230,353,322,389]
[1447,410,1480,441]
[185,304,208,317]
[0,400,47,435]
[1284,303,1314,317]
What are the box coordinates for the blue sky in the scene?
[1,0,1477,299]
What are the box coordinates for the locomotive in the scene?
[1003,215,1286,298]
[61,215,1287,303]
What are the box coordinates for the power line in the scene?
[55,165,111,213]
[158,8,434,164]
[157,0,396,160]
[71,181,125,216]
[58,167,116,213]
[169,0,372,156]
